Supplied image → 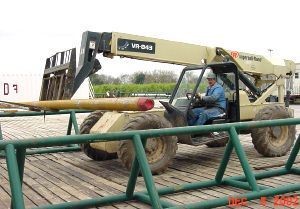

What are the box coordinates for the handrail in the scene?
[0,110,92,156]
[0,118,299,149]
[0,117,299,209]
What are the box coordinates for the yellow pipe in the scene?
[2,97,154,111]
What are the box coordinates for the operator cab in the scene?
[162,62,240,123]
[160,62,241,146]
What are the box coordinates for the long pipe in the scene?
[0,97,154,112]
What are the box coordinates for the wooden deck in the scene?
[0,108,299,209]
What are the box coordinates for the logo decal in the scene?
[231,51,262,62]
[118,41,130,50]
[117,38,155,54]
[231,51,239,59]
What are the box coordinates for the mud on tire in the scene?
[206,132,229,148]
[251,105,296,157]
[80,111,117,161]
[117,113,177,174]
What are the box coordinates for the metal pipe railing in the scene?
[0,110,92,156]
[0,117,299,149]
[0,117,299,209]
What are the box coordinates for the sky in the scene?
[0,0,299,77]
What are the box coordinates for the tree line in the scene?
[90,70,178,85]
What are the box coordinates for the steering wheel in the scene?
[186,92,193,100]
[186,92,202,102]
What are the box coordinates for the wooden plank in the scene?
[0,162,45,207]
[51,152,185,206]
[0,183,12,208]
[58,145,298,207]
[42,154,148,208]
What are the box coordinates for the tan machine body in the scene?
[96,32,294,120]
[79,31,295,153]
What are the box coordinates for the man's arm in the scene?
[202,86,223,104]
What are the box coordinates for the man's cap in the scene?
[206,70,216,79]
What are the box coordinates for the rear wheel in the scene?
[251,105,295,157]
[80,111,117,161]
[117,113,177,174]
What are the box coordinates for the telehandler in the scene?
[41,31,296,174]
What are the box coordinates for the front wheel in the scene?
[117,113,177,174]
[251,105,296,157]
[80,111,117,161]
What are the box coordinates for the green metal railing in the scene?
[0,110,91,157]
[0,118,299,209]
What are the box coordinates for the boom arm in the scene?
[74,31,295,96]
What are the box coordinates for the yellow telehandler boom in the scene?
[66,31,294,103]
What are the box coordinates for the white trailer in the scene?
[0,73,90,102]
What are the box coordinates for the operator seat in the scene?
[204,99,229,125]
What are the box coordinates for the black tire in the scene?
[117,113,177,174]
[206,132,229,147]
[251,105,296,157]
[80,111,117,161]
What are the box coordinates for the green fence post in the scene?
[285,134,300,171]
[132,135,162,209]
[5,144,25,209]
[0,123,3,140]
[10,148,26,208]
[0,124,5,157]
[229,127,259,191]
[67,111,73,135]
[16,148,26,182]
[67,111,80,148]
[126,158,140,198]
[67,111,79,135]
[126,137,147,198]
[70,111,80,135]
[215,137,233,183]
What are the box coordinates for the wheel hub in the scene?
[271,126,281,138]
[145,137,166,163]
[269,126,288,147]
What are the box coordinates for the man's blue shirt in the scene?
[202,83,226,111]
